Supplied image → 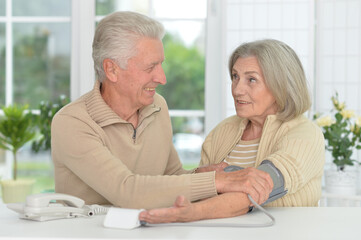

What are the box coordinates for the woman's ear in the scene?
[103,59,119,83]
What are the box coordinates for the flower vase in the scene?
[325,168,358,206]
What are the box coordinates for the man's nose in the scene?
[154,66,167,85]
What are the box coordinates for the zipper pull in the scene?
[132,129,136,143]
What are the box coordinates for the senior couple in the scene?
[51,11,325,223]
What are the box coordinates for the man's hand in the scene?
[139,196,195,223]
[195,162,228,173]
[215,167,273,205]
[139,193,251,224]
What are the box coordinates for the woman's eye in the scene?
[249,77,256,83]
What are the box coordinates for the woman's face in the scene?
[231,56,278,124]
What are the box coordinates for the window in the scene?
[0,0,71,193]
[2,0,71,108]
[0,0,5,105]
[0,0,5,174]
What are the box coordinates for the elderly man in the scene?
[51,11,272,209]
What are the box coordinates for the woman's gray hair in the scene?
[228,39,311,121]
[92,11,165,82]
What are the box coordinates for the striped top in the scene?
[223,138,260,168]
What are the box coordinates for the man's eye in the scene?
[232,73,239,81]
[146,65,156,72]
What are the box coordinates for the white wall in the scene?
[315,0,361,114]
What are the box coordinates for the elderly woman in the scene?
[139,39,325,223]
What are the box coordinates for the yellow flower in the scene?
[340,109,355,119]
[356,116,361,127]
[338,102,345,110]
[332,96,338,106]
[332,96,346,111]
[316,116,335,127]
[351,124,360,135]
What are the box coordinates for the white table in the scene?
[1,202,361,240]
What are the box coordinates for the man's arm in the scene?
[139,192,251,223]
[52,113,272,209]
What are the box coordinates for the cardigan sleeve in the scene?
[262,120,325,195]
[200,129,215,166]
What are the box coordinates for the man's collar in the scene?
[85,80,160,127]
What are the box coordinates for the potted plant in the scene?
[314,93,361,200]
[0,104,36,203]
[31,95,69,153]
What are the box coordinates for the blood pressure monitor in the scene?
[224,160,288,205]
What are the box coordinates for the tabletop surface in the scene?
[1,202,361,240]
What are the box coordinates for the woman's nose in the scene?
[232,79,246,95]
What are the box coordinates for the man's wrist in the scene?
[214,171,225,193]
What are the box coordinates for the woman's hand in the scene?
[139,196,195,223]
[195,162,229,173]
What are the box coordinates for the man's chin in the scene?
[142,98,155,107]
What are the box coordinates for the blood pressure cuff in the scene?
[224,160,288,205]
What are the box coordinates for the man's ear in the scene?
[103,59,119,83]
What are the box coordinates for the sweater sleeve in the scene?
[52,113,216,209]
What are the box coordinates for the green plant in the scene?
[31,95,69,153]
[314,93,361,171]
[0,104,36,180]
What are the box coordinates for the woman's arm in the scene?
[139,192,251,223]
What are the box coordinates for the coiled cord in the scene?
[84,205,109,216]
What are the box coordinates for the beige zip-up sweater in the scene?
[51,81,216,209]
[200,115,325,207]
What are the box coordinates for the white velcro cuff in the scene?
[103,207,144,230]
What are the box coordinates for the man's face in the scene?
[116,37,166,110]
